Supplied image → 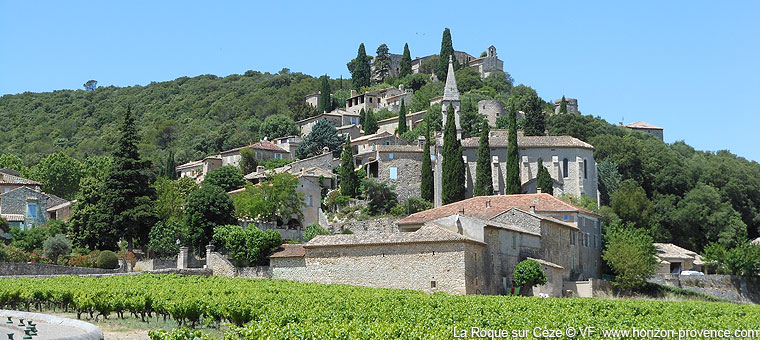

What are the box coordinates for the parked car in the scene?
[680,270,705,276]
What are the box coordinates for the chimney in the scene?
[529,205,536,213]
[458,208,465,215]
[485,200,491,208]
[569,196,573,205]
[350,89,357,97]
[256,166,265,173]
[536,188,542,194]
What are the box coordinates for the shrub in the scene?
[513,259,547,288]
[212,225,283,266]
[602,222,658,291]
[303,223,330,242]
[64,252,98,268]
[148,221,183,258]
[362,179,398,215]
[43,234,72,264]
[2,245,29,262]
[97,250,119,269]
[341,229,354,234]
[391,197,432,217]
[118,251,137,267]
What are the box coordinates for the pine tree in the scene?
[318,75,331,113]
[397,99,408,135]
[399,43,412,78]
[420,122,434,202]
[436,28,459,81]
[364,108,378,134]
[536,157,554,195]
[338,136,359,197]
[506,106,521,194]
[348,43,371,90]
[441,105,465,205]
[473,122,493,196]
[559,95,568,114]
[102,106,158,252]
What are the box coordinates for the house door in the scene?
[670,262,682,274]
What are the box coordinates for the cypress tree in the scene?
[349,43,371,90]
[397,99,408,135]
[364,108,378,134]
[338,135,359,197]
[473,122,493,196]
[506,106,521,194]
[536,157,554,195]
[102,106,158,252]
[420,121,434,202]
[436,28,459,81]
[559,95,568,114]
[523,93,546,136]
[441,105,465,205]
[164,151,177,179]
[318,75,331,113]
[399,43,412,78]
[359,108,366,127]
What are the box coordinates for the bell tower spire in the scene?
[442,55,461,140]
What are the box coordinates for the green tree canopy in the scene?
[513,259,547,288]
[232,172,305,224]
[399,43,412,78]
[362,179,398,215]
[473,122,493,196]
[204,165,245,192]
[363,109,378,134]
[347,43,371,90]
[318,75,331,113]
[184,184,237,253]
[260,114,299,140]
[296,119,344,159]
[559,96,568,114]
[536,157,554,195]
[28,152,83,200]
[611,179,653,230]
[602,222,658,291]
[374,44,391,83]
[153,176,199,224]
[239,148,258,175]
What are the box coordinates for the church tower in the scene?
[441,55,461,140]
[434,55,462,207]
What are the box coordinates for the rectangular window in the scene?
[584,160,588,179]
[594,235,597,249]
[389,153,394,159]
[27,202,37,219]
[563,214,569,221]
[389,167,397,179]
[570,230,575,245]
[585,233,590,247]
[579,232,583,247]
[563,158,569,178]
[512,234,517,249]
[274,153,282,159]
[306,195,313,207]
[431,281,436,288]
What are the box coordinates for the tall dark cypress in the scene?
[397,99,408,135]
[359,108,366,127]
[103,106,157,251]
[559,95,568,114]
[420,121,434,202]
[318,75,331,113]
[523,93,546,136]
[399,43,412,78]
[338,135,359,197]
[350,43,371,90]
[164,151,177,179]
[441,105,465,205]
[536,157,554,195]
[364,108,378,134]
[506,106,521,194]
[473,122,493,196]
[436,28,459,81]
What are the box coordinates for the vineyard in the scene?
[0,274,758,339]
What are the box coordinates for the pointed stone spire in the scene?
[443,55,459,101]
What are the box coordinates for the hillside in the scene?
[0,70,329,167]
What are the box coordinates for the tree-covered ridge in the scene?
[0,69,333,168]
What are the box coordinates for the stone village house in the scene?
[176,140,290,183]
[0,169,71,229]
[268,193,601,297]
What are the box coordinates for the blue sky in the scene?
[1,1,758,161]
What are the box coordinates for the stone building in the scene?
[653,243,704,274]
[269,193,601,296]
[477,100,505,127]
[350,132,410,158]
[177,140,289,183]
[433,56,598,207]
[410,46,504,79]
[335,124,361,140]
[553,97,579,115]
[305,92,320,108]
[625,121,664,141]
[297,111,361,136]
[362,145,424,201]
[376,109,427,135]
[344,86,413,115]
[272,135,303,156]
[0,168,40,194]
[0,185,69,229]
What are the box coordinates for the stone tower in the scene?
[441,55,461,140]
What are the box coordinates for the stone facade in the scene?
[625,121,664,141]
[0,261,127,276]
[477,100,505,127]
[176,156,222,183]
[0,186,51,228]
[351,132,410,159]
[305,92,320,108]
[370,147,423,201]
[648,274,760,304]
[410,47,503,79]
[375,110,427,136]
[344,86,413,115]
[327,217,401,234]
[553,97,579,115]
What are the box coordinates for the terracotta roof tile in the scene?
[625,121,663,130]
[270,244,306,258]
[0,173,40,186]
[397,193,598,226]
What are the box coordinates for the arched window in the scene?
[562,158,569,178]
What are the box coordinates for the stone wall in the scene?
[0,262,126,276]
[271,241,472,295]
[477,100,504,127]
[648,274,760,304]
[205,246,272,279]
[375,151,423,202]
[0,186,50,227]
[327,217,400,234]
[287,152,336,174]
[133,258,177,272]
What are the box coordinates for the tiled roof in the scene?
[46,200,72,212]
[351,131,393,143]
[0,173,41,186]
[0,168,21,177]
[221,141,288,155]
[397,193,597,226]
[269,244,306,258]
[305,224,484,248]
[460,130,594,150]
[1,214,24,222]
[296,112,343,124]
[527,257,564,270]
[377,145,422,153]
[654,243,699,260]
[626,121,663,130]
[431,214,541,237]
